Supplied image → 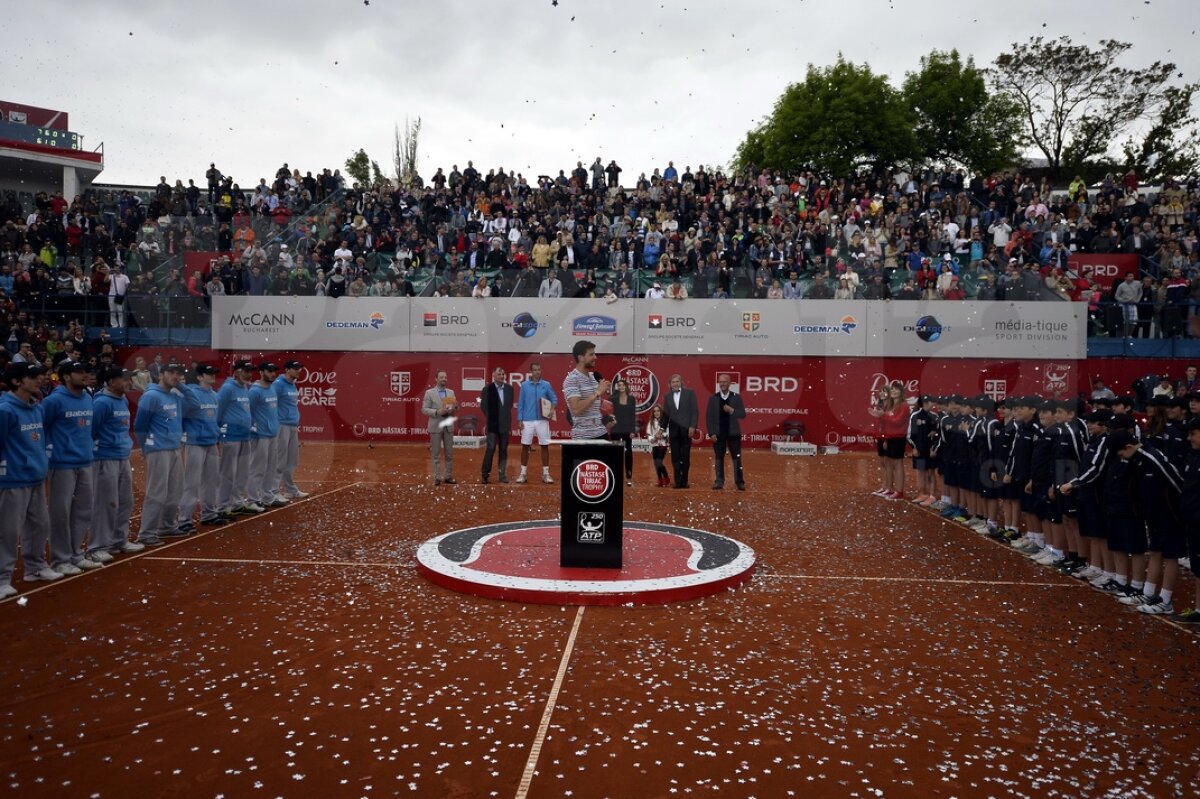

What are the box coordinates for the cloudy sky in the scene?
[3,0,1197,186]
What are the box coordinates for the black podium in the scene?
[559,440,624,568]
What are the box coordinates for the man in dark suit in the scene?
[481,366,514,483]
[706,373,747,490]
[663,374,699,488]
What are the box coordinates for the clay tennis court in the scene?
[1,443,1197,799]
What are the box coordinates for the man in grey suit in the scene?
[422,370,458,485]
[663,373,699,489]
[480,366,514,483]
[706,373,747,491]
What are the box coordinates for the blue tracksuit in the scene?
[217,379,252,442]
[517,378,558,422]
[248,383,279,439]
[273,376,300,427]
[181,384,220,446]
[41,385,94,470]
[92,390,133,461]
[0,392,49,488]
[132,384,183,452]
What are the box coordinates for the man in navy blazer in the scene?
[663,373,699,488]
[481,366,514,483]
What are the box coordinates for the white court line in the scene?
[515,605,586,799]
[144,556,413,569]
[759,573,1075,588]
[0,482,361,605]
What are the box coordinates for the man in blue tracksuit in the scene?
[515,362,558,484]
[0,363,59,596]
[217,360,258,515]
[180,364,223,531]
[272,360,307,500]
[133,363,185,546]
[42,360,98,574]
[90,366,141,560]
[248,362,286,508]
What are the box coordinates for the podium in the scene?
[559,440,624,568]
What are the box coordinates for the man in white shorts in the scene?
[515,362,558,484]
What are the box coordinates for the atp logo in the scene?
[577,512,606,544]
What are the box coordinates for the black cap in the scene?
[195,364,219,376]
[1084,409,1115,424]
[1185,417,1200,433]
[5,362,46,384]
[258,362,279,373]
[1037,400,1057,414]
[100,366,133,383]
[1148,396,1168,408]
[1169,396,1189,410]
[283,360,303,370]
[976,397,996,413]
[57,360,87,376]
[163,362,185,373]
[1110,413,1137,431]
[1113,395,1136,407]
[1107,430,1137,451]
[1092,396,1114,408]
[232,359,254,372]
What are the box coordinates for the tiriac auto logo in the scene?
[572,459,615,504]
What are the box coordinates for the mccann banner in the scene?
[212,296,411,351]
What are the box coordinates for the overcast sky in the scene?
[3,0,1197,186]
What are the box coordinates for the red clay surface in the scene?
[1,442,1197,799]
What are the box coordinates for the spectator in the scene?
[645,281,665,299]
[538,269,562,298]
[806,272,833,299]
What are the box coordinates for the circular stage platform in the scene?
[416,520,756,606]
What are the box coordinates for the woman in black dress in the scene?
[610,378,637,485]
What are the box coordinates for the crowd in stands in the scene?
[3,158,1200,367]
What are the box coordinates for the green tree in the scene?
[1121,84,1199,180]
[734,57,918,175]
[902,49,1023,173]
[344,148,384,187]
[990,36,1196,177]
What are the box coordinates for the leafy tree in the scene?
[902,49,1023,174]
[1121,84,1199,180]
[344,148,384,187]
[734,57,919,175]
[990,36,1197,177]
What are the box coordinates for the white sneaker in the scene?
[88,550,114,563]
[25,567,63,582]
[119,541,146,553]
[1089,573,1112,588]
[1137,599,1174,615]
[542,475,554,484]
[1118,592,1153,606]
[246,502,267,513]
[288,490,311,499]
[0,584,17,599]
[75,558,103,571]
[1072,565,1101,580]
[515,474,527,484]
[54,563,83,576]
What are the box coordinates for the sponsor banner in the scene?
[213,298,1084,360]
[140,346,1092,450]
[212,297,410,352]
[637,299,865,357]
[873,301,1086,361]
[1066,253,1138,289]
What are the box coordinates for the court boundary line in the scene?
[758,573,1075,588]
[514,605,585,799]
[144,555,412,569]
[0,482,360,605]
